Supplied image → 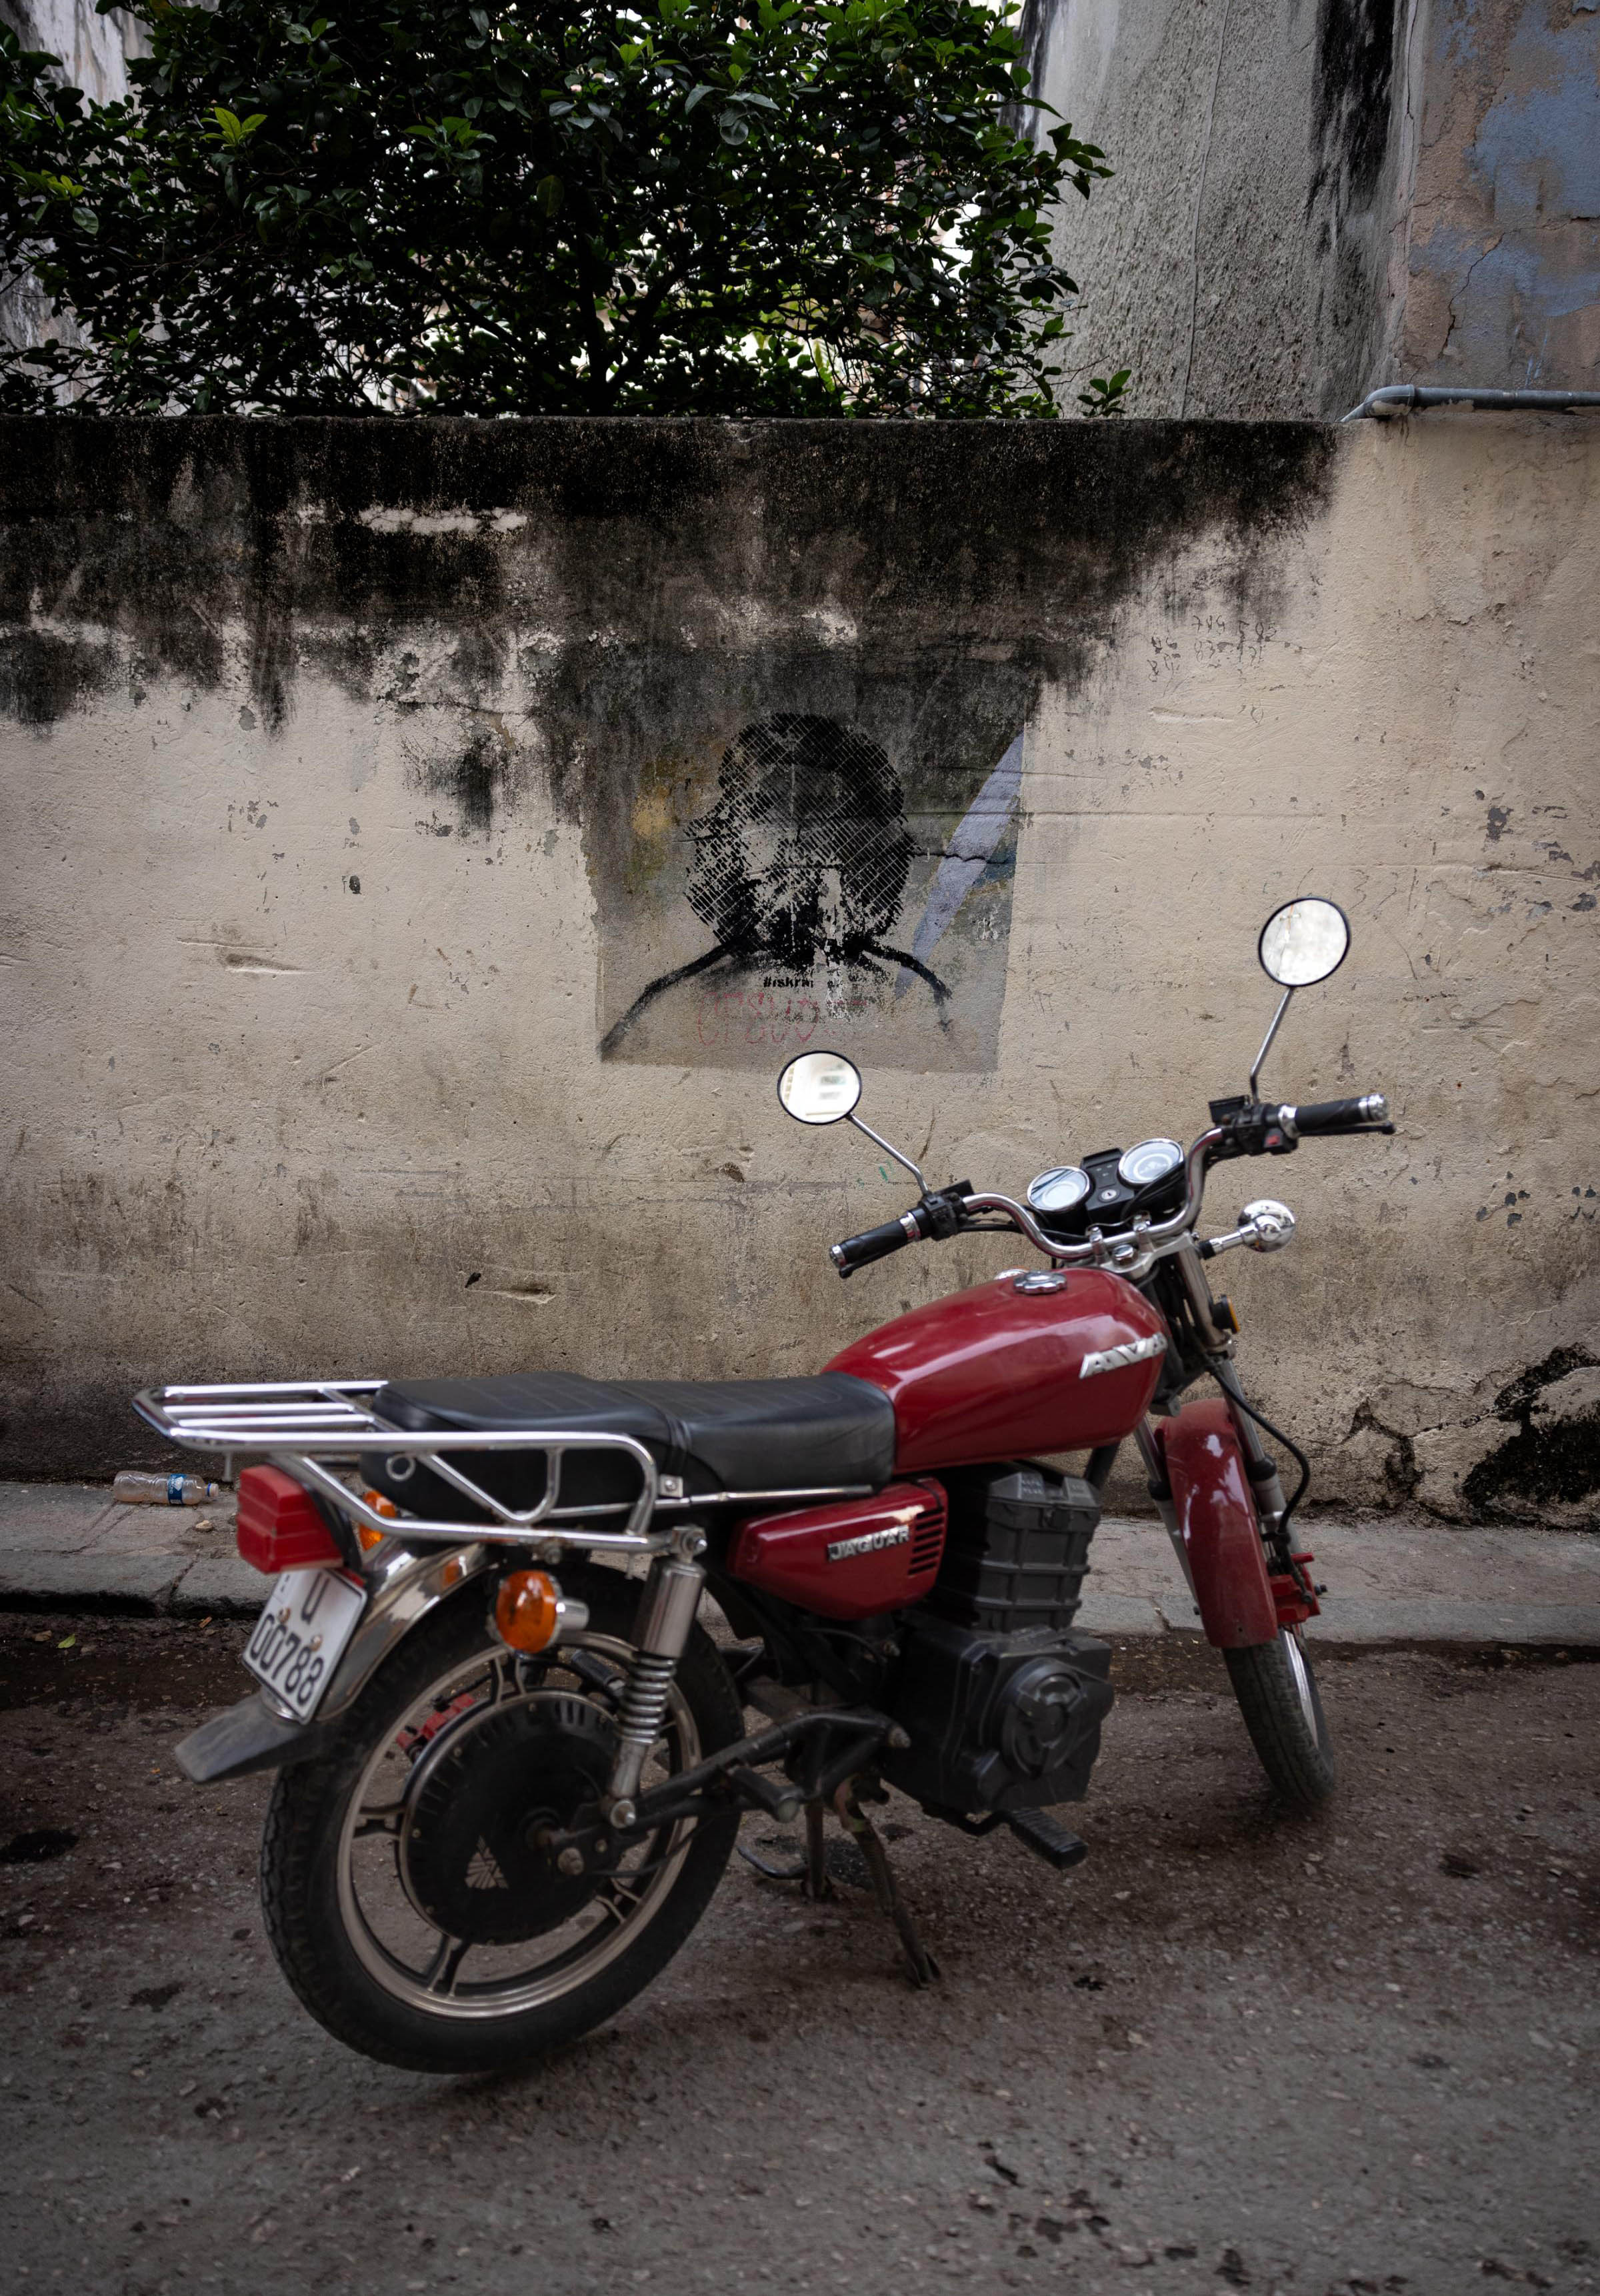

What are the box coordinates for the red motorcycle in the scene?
[157,896,1390,2073]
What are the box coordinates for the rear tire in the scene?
[1223,1626,1335,1809]
[259,1562,743,2073]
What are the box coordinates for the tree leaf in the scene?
[0,0,1113,422]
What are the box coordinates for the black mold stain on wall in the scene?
[1002,0,1056,141]
[407,722,520,836]
[1461,1347,1600,1523]
[1311,0,1398,205]
[1306,0,1401,413]
[0,630,119,726]
[0,413,1337,733]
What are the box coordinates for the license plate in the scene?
[244,1568,366,1721]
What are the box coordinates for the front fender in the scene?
[1158,1401,1277,1648]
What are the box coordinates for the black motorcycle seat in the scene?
[367,1370,897,1518]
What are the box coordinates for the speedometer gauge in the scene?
[1026,1166,1091,1214]
[1117,1138,1185,1189]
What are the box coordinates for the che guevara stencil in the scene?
[595,712,1023,1072]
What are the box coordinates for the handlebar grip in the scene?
[830,1213,921,1278]
[1285,1093,1391,1136]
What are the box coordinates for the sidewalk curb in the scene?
[5,1574,1600,1650]
[0,1565,263,1618]
[3,1484,1597,1646]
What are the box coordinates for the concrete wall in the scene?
[1023,0,1600,417]
[1,415,1597,1530]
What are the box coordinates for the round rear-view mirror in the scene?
[777,1051,863,1126]
[1258,898,1350,989]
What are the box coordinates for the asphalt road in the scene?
[1,1616,1595,2296]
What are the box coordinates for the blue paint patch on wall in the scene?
[1411,1,1600,387]
[1469,8,1600,223]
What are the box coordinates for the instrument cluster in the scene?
[1027,1138,1188,1238]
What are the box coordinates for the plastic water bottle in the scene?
[112,1470,222,1507]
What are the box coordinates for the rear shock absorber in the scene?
[603,1529,707,1828]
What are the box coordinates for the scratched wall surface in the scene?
[1,413,1597,1529]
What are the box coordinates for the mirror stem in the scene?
[847,1114,925,1193]
[1249,987,1294,1100]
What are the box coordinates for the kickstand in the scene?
[833,1781,939,1987]
[803,1798,833,1901]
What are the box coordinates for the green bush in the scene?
[0,0,1113,416]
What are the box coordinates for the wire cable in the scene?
[1219,1383,1313,1541]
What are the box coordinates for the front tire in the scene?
[259,1562,742,2073]
[1223,1626,1335,1809]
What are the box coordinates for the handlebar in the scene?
[1280,1093,1391,1137]
[830,1211,922,1277]
[827,1091,1392,1278]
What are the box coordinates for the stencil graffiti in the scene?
[597,712,1023,1071]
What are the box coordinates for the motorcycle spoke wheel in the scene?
[340,1635,697,2017]
[259,1566,742,2073]
[1223,1626,1336,1809]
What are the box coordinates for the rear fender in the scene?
[174,1540,493,1785]
[1157,1401,1277,1648]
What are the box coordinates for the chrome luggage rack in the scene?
[133,1379,667,1553]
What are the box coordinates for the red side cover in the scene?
[727,1481,946,1620]
[236,1466,343,1576]
[1157,1401,1277,1648]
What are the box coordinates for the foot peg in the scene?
[1007,1809,1089,1873]
[729,1765,803,1824]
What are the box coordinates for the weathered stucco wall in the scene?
[1018,0,1415,418]
[1,414,1597,1528]
[1023,0,1600,418]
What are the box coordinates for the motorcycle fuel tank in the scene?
[827,1270,1169,1472]
[727,1480,947,1619]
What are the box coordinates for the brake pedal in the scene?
[1007,1810,1089,1873]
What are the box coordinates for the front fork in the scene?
[602,1526,708,1828]
[1135,1365,1289,1596]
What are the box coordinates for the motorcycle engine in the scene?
[881,1614,1113,1815]
[879,1461,1112,1815]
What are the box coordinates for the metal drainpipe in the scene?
[1342,383,1600,421]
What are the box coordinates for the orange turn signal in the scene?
[354,1489,400,1553]
[494,1569,561,1654]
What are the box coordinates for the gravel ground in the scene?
[1,1615,1596,2296]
